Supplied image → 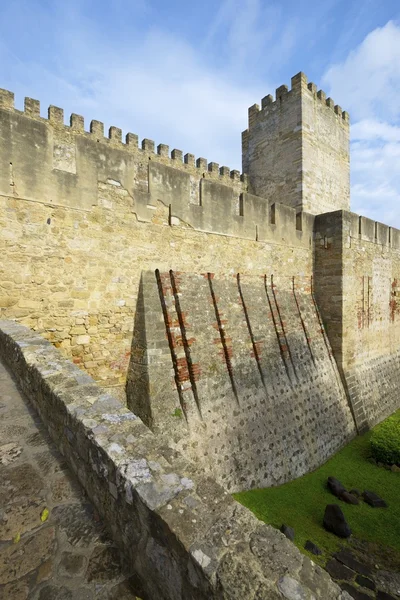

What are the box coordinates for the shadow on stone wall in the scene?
[126,275,152,428]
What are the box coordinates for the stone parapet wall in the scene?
[0,88,314,246]
[0,87,248,193]
[127,270,356,491]
[0,319,348,600]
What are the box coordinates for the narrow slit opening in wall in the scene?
[199,181,203,206]
[270,204,276,225]
[239,193,244,216]
[358,216,362,235]
[324,235,328,249]
[389,227,392,246]
[374,222,378,241]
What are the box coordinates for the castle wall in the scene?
[242,73,350,215]
[0,90,313,391]
[1,77,399,492]
[315,210,400,431]
[127,270,355,491]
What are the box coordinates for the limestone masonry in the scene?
[0,71,399,495]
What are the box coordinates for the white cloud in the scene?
[203,0,297,73]
[68,30,265,169]
[352,120,400,143]
[0,0,271,172]
[323,20,400,228]
[323,20,400,120]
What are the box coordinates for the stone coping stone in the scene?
[355,575,376,591]
[326,559,355,581]
[340,583,374,600]
[376,591,398,600]
[334,550,373,578]
[0,320,348,600]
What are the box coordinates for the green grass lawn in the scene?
[234,411,400,565]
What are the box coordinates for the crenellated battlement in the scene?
[314,210,400,251]
[242,72,350,216]
[350,213,400,248]
[0,76,386,253]
[166,184,315,249]
[0,88,248,186]
[0,85,318,249]
[245,72,349,131]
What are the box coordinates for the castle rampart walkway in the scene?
[0,360,139,600]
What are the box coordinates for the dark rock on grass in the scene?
[327,478,359,504]
[280,524,294,541]
[340,491,360,505]
[362,490,388,508]
[377,591,398,600]
[349,489,362,497]
[325,558,355,581]
[304,540,322,555]
[340,582,374,600]
[390,464,400,472]
[355,574,376,591]
[334,550,373,578]
[323,504,352,538]
[328,476,347,498]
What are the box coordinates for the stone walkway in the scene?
[0,360,140,600]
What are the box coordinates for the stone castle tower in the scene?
[242,71,350,215]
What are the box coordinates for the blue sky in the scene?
[1,0,400,225]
